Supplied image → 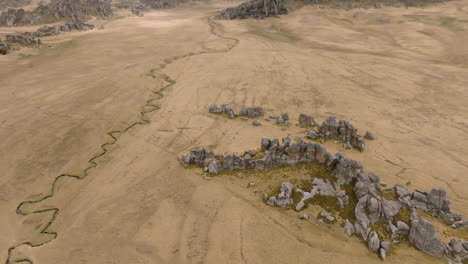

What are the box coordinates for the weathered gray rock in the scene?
[217,0,288,20]
[207,160,221,175]
[426,188,447,216]
[368,231,380,252]
[275,118,285,124]
[298,213,310,221]
[397,220,410,236]
[409,217,447,258]
[355,196,371,240]
[382,199,402,220]
[381,241,391,252]
[320,211,335,222]
[306,129,318,140]
[379,248,387,260]
[344,219,355,236]
[299,113,317,127]
[252,120,261,126]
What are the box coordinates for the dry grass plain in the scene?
[1,0,468,263]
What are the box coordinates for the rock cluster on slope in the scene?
[180,137,467,263]
[209,104,265,119]
[0,0,113,26]
[217,0,288,20]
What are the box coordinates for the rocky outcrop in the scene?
[319,115,366,151]
[0,0,113,26]
[266,182,294,207]
[181,136,467,263]
[299,113,317,127]
[209,104,264,119]
[217,0,288,20]
[239,106,264,118]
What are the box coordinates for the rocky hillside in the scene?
[115,0,193,9]
[0,0,31,11]
[0,0,113,26]
[217,0,288,19]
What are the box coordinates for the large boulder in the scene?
[409,217,447,258]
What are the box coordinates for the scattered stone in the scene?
[275,118,285,125]
[365,131,375,140]
[284,120,292,126]
[344,219,355,236]
[252,120,261,126]
[281,113,289,121]
[209,104,236,119]
[247,182,256,188]
[299,214,310,221]
[319,211,335,223]
[379,248,387,260]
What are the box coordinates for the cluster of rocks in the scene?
[207,105,371,150]
[209,104,264,119]
[270,113,293,126]
[216,0,288,20]
[0,0,113,26]
[180,137,467,263]
[318,115,367,151]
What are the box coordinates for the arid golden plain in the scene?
[1,0,467,263]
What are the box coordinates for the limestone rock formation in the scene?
[217,0,288,20]
[181,135,467,263]
[320,115,366,151]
